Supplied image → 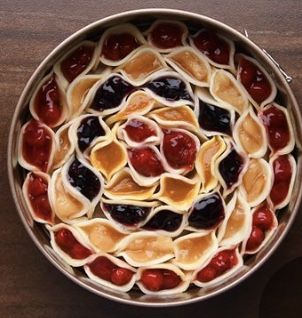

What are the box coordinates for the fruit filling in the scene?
[91,75,134,111]
[128,147,164,177]
[22,120,53,172]
[238,56,272,104]
[198,99,233,135]
[33,74,63,127]
[162,129,197,171]
[67,158,101,200]
[54,228,92,259]
[260,105,290,152]
[196,249,238,282]
[188,193,225,229]
[61,44,94,83]
[102,33,140,61]
[140,268,181,291]
[270,155,293,207]
[77,116,105,152]
[124,119,156,143]
[150,22,184,49]
[88,256,134,286]
[27,173,52,222]
[192,30,230,65]
[246,203,274,251]
[102,203,150,226]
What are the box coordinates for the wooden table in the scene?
[1,1,302,317]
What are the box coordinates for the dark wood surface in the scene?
[1,1,302,317]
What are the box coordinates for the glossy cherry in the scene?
[33,74,63,127]
[55,228,92,259]
[270,155,292,206]
[128,147,164,177]
[67,158,101,201]
[196,249,237,283]
[140,269,181,291]
[246,226,265,251]
[142,210,183,232]
[77,116,105,152]
[162,129,197,171]
[91,75,134,111]
[192,30,230,65]
[111,268,134,286]
[253,205,274,231]
[27,173,52,222]
[150,22,184,49]
[218,147,246,189]
[188,192,225,229]
[102,203,150,226]
[145,76,192,102]
[198,99,232,135]
[238,56,272,104]
[124,119,156,143]
[22,120,53,172]
[260,105,290,152]
[61,44,94,83]
[102,33,140,61]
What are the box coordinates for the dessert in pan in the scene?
[18,19,296,295]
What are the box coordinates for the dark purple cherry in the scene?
[198,99,232,135]
[91,75,134,111]
[102,203,150,226]
[142,210,183,232]
[145,76,192,102]
[67,158,101,200]
[218,147,246,189]
[188,192,225,229]
[77,116,105,152]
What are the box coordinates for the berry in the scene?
[128,147,164,177]
[162,270,181,289]
[89,256,116,281]
[141,269,164,291]
[28,174,48,197]
[246,226,265,251]
[111,268,133,286]
[197,266,217,283]
[253,206,274,231]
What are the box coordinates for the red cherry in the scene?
[124,119,156,143]
[193,30,230,65]
[211,250,231,274]
[70,243,92,259]
[253,206,274,231]
[162,129,197,170]
[23,120,48,146]
[128,147,164,177]
[89,256,116,281]
[249,80,271,104]
[102,33,139,61]
[110,268,133,286]
[273,156,292,182]
[239,58,256,86]
[246,226,265,251]
[55,228,76,250]
[150,22,183,49]
[61,45,94,83]
[141,269,164,291]
[162,270,181,289]
[32,194,52,220]
[28,174,48,197]
[228,249,238,267]
[43,105,62,126]
[197,266,217,283]
[270,181,289,206]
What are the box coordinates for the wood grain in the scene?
[1,1,302,317]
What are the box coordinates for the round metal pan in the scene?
[7,8,302,307]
